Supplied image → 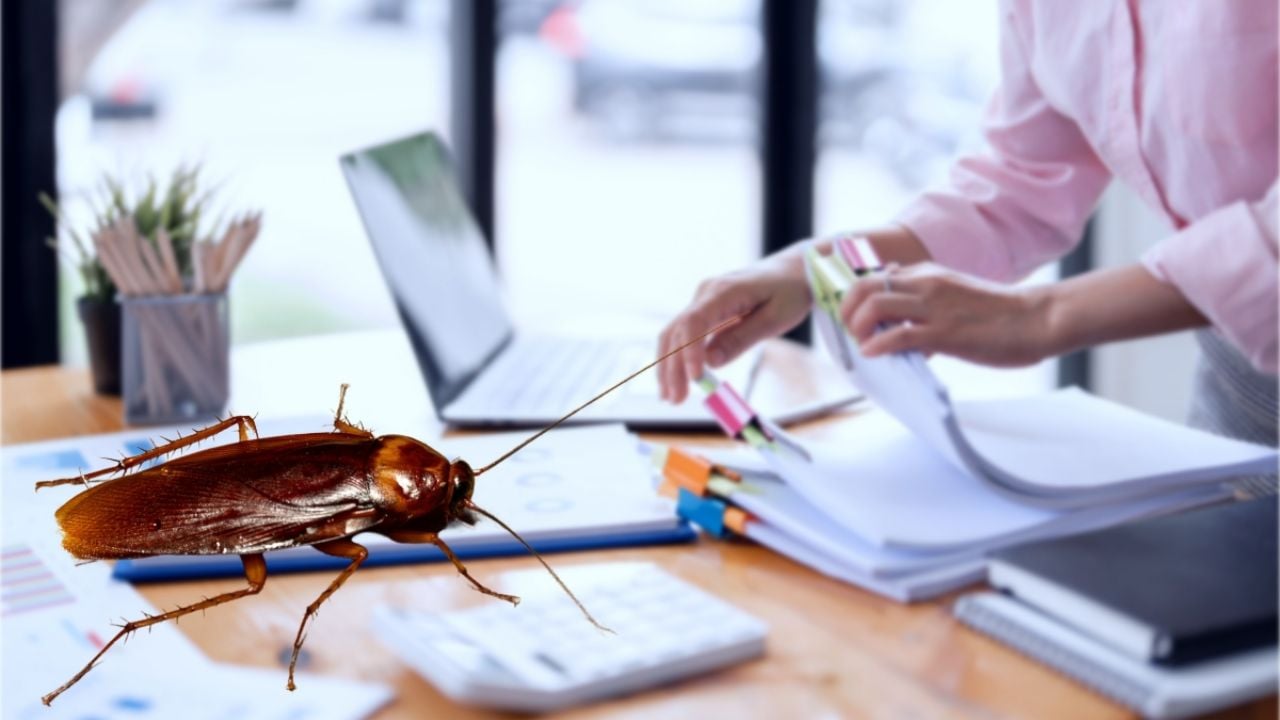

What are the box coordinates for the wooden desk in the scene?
[3,343,1271,719]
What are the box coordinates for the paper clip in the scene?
[695,374,774,450]
[651,445,742,498]
[806,248,846,318]
[675,488,753,538]
[805,249,857,371]
[834,235,882,275]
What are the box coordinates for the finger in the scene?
[840,273,883,323]
[704,302,785,367]
[860,323,932,358]
[678,316,708,397]
[845,292,927,343]
[659,324,688,403]
[688,307,749,386]
[656,327,674,401]
[670,328,694,403]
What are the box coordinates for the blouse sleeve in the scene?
[894,0,1112,282]
[1142,180,1278,374]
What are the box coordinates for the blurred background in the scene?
[6,0,1193,416]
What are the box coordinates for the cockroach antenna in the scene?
[467,501,612,632]
[472,313,745,476]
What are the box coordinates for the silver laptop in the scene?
[340,131,849,428]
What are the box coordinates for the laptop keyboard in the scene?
[461,336,656,416]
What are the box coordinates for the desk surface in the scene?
[3,337,1273,720]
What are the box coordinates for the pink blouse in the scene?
[896,0,1278,373]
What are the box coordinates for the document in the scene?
[806,249,1277,509]
[1,484,392,719]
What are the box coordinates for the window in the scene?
[495,0,762,335]
[55,0,451,361]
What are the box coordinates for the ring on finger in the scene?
[882,262,901,294]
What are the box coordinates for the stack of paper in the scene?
[805,247,1276,509]
[664,248,1279,602]
[688,402,1237,601]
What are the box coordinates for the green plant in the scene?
[41,166,216,301]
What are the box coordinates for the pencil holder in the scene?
[121,293,230,426]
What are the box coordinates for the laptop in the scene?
[340,131,854,428]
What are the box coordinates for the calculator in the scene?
[373,563,768,713]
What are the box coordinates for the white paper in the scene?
[436,424,678,541]
[0,511,390,719]
[754,411,1226,550]
[724,475,981,578]
[814,305,1277,506]
[815,300,960,465]
[5,657,392,720]
[952,388,1279,501]
[743,523,986,602]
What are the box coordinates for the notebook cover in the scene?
[990,498,1278,665]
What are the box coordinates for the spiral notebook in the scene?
[955,592,1278,719]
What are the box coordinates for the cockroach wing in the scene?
[54,434,410,560]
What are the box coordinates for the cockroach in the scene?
[34,316,741,706]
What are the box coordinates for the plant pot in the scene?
[77,296,122,396]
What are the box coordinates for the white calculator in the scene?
[373,563,767,713]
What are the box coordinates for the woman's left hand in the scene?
[839,262,1053,367]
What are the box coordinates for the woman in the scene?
[657,2,1277,491]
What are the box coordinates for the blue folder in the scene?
[113,523,697,582]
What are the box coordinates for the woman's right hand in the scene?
[657,248,812,403]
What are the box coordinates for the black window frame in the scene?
[2,0,61,368]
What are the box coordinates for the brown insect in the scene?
[34,316,741,706]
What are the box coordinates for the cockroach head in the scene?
[447,459,478,524]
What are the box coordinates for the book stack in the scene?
[956,498,1278,718]
[657,241,1278,601]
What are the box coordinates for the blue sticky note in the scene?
[14,449,90,472]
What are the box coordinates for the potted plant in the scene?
[41,167,211,396]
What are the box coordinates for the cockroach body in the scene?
[36,315,742,706]
[57,426,478,562]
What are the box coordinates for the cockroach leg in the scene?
[35,415,260,491]
[286,538,369,691]
[42,554,268,706]
[385,530,520,606]
[331,384,374,438]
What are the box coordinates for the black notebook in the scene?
[988,498,1278,666]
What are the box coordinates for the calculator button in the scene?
[374,564,767,713]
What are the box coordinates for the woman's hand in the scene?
[657,250,812,403]
[841,262,1209,367]
[657,226,932,403]
[840,263,1054,367]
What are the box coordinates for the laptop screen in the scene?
[340,132,512,410]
